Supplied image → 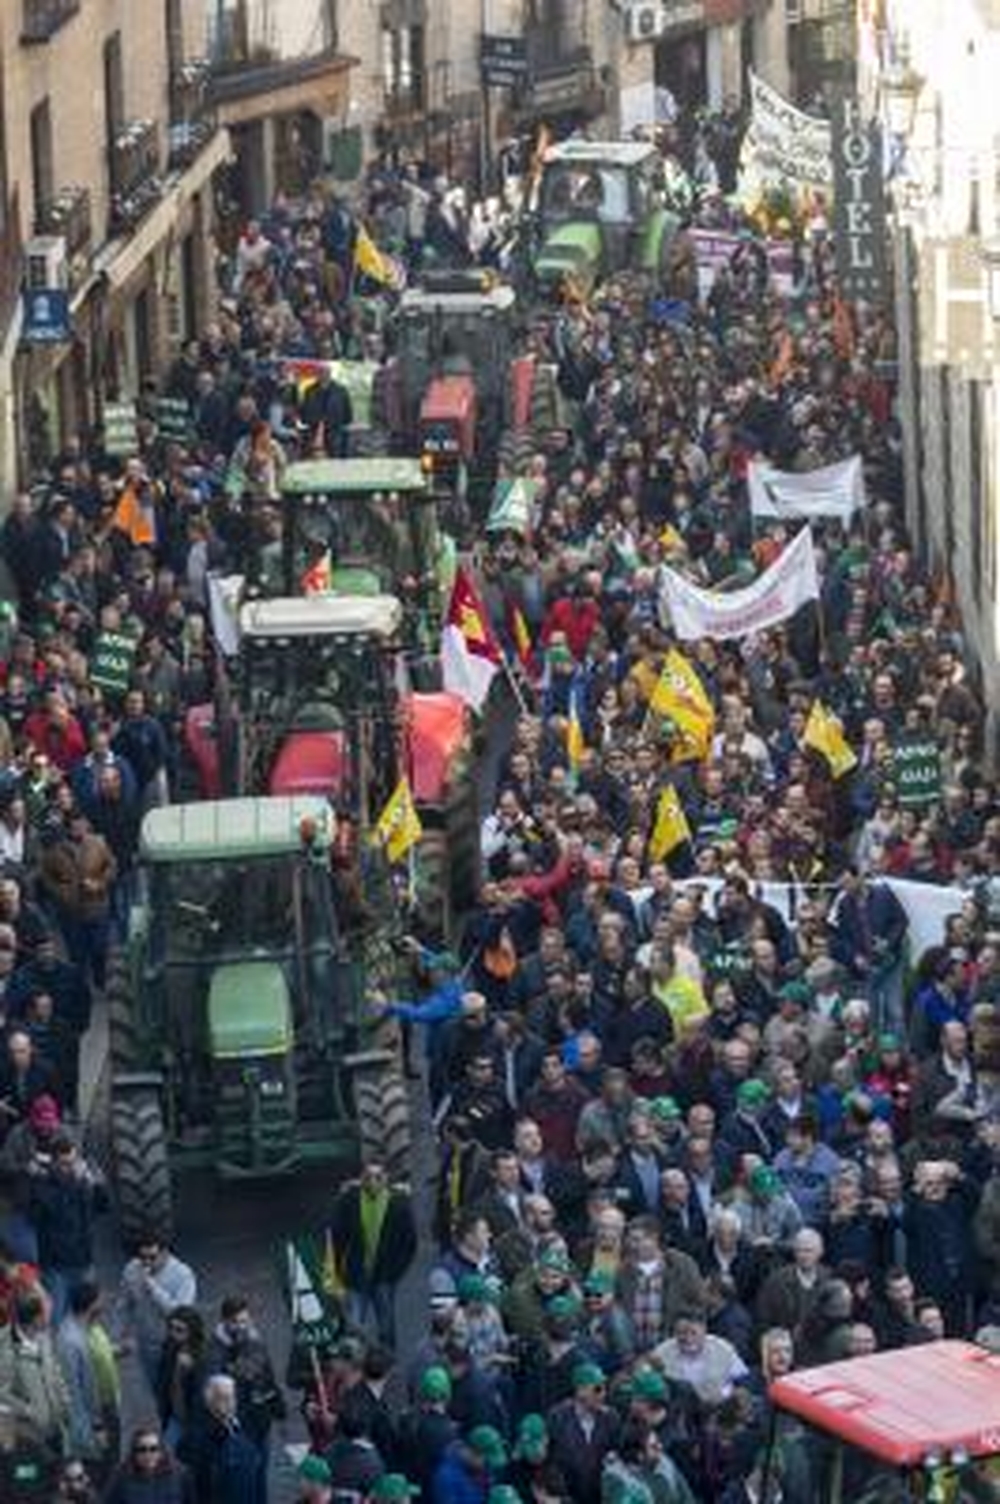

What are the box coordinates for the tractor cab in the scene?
[276,456,450,668]
[768,1340,1000,1504]
[532,140,678,297]
[236,594,405,820]
[394,271,520,491]
[108,795,413,1242]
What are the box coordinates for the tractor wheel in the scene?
[354,1063,412,1184]
[111,1088,174,1245]
[496,427,536,477]
[105,952,139,1075]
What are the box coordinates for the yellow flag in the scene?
[354,224,391,286]
[374,775,423,862]
[803,701,858,779]
[650,649,715,763]
[649,784,691,861]
[566,690,585,772]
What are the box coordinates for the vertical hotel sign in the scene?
[832,94,888,303]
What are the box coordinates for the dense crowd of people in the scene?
[0,112,997,1504]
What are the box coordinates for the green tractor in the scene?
[107,796,413,1244]
[262,457,454,676]
[529,139,683,299]
[184,594,479,944]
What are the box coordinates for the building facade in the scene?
[862,0,1000,756]
[0,0,230,487]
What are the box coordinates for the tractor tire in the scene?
[111,1088,174,1245]
[105,952,139,1075]
[354,1064,412,1184]
[496,427,536,478]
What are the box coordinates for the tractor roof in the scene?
[282,457,429,497]
[399,282,517,317]
[141,796,331,865]
[239,594,403,641]
[543,140,656,169]
[770,1340,1000,1466]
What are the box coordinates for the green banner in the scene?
[104,401,138,458]
[892,734,941,807]
[156,396,192,445]
[90,630,137,697]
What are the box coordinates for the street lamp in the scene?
[881,56,924,142]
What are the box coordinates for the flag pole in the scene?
[500,650,531,717]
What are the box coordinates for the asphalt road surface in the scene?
[90,679,516,1500]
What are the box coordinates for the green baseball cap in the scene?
[631,1369,669,1404]
[512,1414,549,1462]
[737,1078,771,1109]
[467,1425,508,1470]
[650,1095,682,1123]
[457,1273,494,1304]
[545,1293,581,1323]
[537,1246,572,1273]
[418,1365,452,1403]
[572,1361,606,1390]
[583,1270,615,1296]
[299,1456,332,1485]
[369,1477,421,1501]
[750,1164,780,1197]
[778,980,811,1007]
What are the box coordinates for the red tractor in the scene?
[392,269,548,508]
[185,594,478,941]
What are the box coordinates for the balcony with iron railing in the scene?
[35,185,91,256]
[109,120,163,237]
[35,185,92,293]
[21,0,81,45]
[169,59,218,170]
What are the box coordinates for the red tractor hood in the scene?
[406,691,469,804]
[267,691,469,805]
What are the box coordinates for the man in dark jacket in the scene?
[205,1296,285,1453]
[546,1361,620,1504]
[26,1135,106,1321]
[331,1160,418,1350]
[178,1373,265,1504]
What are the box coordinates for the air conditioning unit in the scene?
[25,235,68,291]
[625,4,667,43]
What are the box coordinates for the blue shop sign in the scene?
[22,287,71,344]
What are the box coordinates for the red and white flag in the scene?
[441,566,502,711]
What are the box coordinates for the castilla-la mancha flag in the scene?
[441,566,502,711]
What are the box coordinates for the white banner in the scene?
[676,876,964,963]
[207,572,244,658]
[688,228,795,298]
[748,456,865,523]
[660,527,820,642]
[739,72,833,203]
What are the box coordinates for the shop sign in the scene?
[22,287,70,345]
[481,34,528,86]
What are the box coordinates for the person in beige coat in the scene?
[0,1286,71,1460]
